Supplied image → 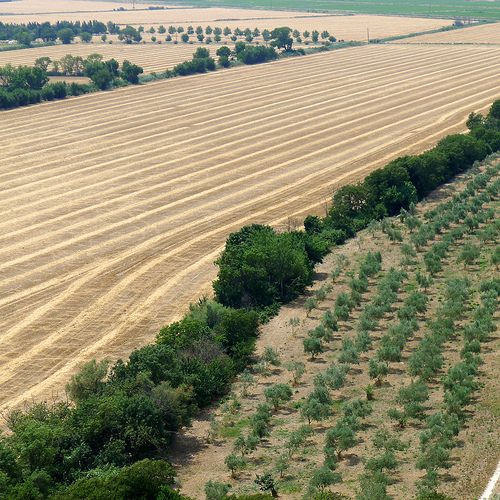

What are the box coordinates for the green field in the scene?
[158,0,500,21]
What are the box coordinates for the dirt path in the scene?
[2,44,500,415]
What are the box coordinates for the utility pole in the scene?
[367,27,370,43]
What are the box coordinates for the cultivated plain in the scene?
[2,41,500,417]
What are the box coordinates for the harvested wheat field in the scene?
[0,41,204,74]
[0,0,454,42]
[393,20,500,45]
[2,42,500,417]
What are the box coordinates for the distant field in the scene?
[391,20,500,44]
[156,0,500,21]
[2,43,500,413]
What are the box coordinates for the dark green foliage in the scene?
[66,359,110,404]
[224,453,248,478]
[407,334,444,382]
[214,225,325,309]
[303,336,324,359]
[255,473,277,497]
[237,45,278,64]
[356,472,390,500]
[324,419,358,460]
[49,459,175,499]
[270,26,293,51]
[121,60,143,84]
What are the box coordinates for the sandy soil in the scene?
[2,43,500,418]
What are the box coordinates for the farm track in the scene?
[2,43,500,413]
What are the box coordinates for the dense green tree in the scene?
[270,26,293,51]
[58,28,75,44]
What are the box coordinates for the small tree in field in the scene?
[264,383,293,411]
[239,369,256,397]
[303,336,324,359]
[274,454,290,478]
[224,453,247,478]
[368,358,388,386]
[263,346,281,370]
[456,243,480,269]
[286,361,305,386]
[304,297,317,316]
[205,480,231,500]
[491,246,500,270]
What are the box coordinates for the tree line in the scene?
[0,54,143,109]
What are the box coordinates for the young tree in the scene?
[79,31,92,42]
[263,346,281,370]
[456,243,480,268]
[264,383,293,411]
[274,454,290,478]
[255,473,277,498]
[303,336,323,359]
[224,453,248,478]
[239,369,256,397]
[324,419,357,460]
[308,466,342,494]
[286,361,305,386]
[369,358,389,386]
[204,480,231,500]
[304,297,317,317]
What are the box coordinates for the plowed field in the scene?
[2,43,500,413]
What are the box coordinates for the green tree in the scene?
[491,246,500,270]
[224,453,248,478]
[66,359,110,403]
[324,419,357,460]
[239,369,256,397]
[264,384,293,411]
[286,361,305,386]
[274,454,290,478]
[303,336,324,359]
[270,26,293,51]
[308,466,342,493]
[204,480,231,500]
[58,28,75,44]
[35,56,52,72]
[121,60,143,84]
[368,358,388,386]
[456,243,480,268]
[255,472,277,497]
[80,31,92,42]
[120,25,141,43]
